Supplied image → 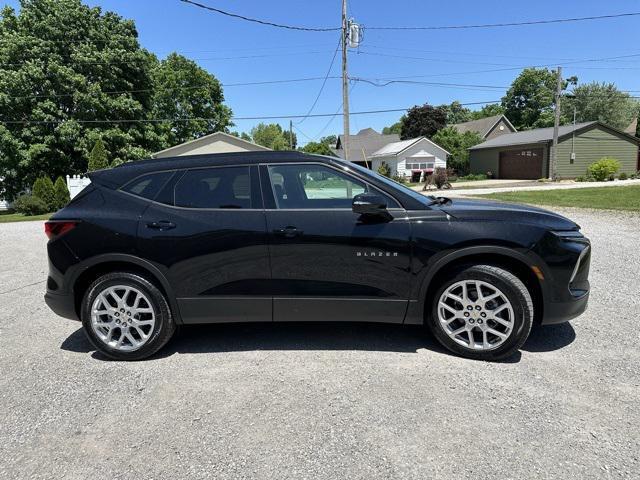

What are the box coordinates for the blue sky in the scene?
[5,0,640,144]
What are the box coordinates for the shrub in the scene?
[12,194,49,216]
[587,157,620,181]
[424,168,454,190]
[88,138,109,171]
[377,161,392,178]
[575,175,586,182]
[53,176,70,209]
[457,173,487,182]
[619,172,628,180]
[391,174,407,184]
[32,177,56,210]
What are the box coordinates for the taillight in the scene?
[44,221,78,240]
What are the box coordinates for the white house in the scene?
[369,137,449,182]
[152,131,269,158]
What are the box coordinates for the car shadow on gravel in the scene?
[60,321,575,362]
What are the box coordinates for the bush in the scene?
[457,173,487,182]
[575,175,586,182]
[12,194,49,216]
[391,174,407,184]
[377,161,392,178]
[53,176,70,209]
[618,172,628,180]
[587,157,621,182]
[88,138,109,171]
[32,177,56,210]
[423,168,454,190]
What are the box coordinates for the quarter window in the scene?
[174,166,253,209]
[121,171,174,200]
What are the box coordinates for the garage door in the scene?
[499,149,543,179]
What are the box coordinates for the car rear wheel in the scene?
[81,272,176,360]
[427,265,533,361]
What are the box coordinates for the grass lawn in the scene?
[476,185,640,211]
[0,212,52,223]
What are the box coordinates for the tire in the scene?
[427,265,533,361]
[81,272,176,360]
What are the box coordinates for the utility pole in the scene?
[341,0,350,161]
[550,66,562,181]
[289,119,293,150]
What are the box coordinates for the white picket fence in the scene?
[0,174,91,210]
[66,175,91,199]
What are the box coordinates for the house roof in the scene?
[469,121,640,151]
[469,122,594,150]
[152,131,270,158]
[625,118,637,135]
[371,136,450,157]
[333,128,400,161]
[450,114,516,138]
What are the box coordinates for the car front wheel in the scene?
[428,265,534,361]
[81,272,176,360]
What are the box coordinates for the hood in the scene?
[438,197,579,231]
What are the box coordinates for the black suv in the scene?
[44,151,590,361]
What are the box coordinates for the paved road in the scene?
[415,178,640,197]
[1,208,638,479]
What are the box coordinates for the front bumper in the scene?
[541,289,589,325]
[44,291,79,321]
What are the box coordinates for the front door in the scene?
[137,164,272,324]
[261,163,412,323]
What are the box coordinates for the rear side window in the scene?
[122,171,173,200]
[174,166,253,209]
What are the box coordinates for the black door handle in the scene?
[146,220,176,231]
[273,226,303,238]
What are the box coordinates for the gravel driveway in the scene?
[0,208,638,480]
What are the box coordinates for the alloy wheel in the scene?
[90,285,156,352]
[437,280,514,351]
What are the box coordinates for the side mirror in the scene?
[352,192,388,216]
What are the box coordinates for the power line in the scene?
[294,36,342,125]
[1,76,342,101]
[179,0,340,32]
[367,12,640,30]
[0,49,335,67]
[0,100,505,125]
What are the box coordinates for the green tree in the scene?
[319,135,337,146]
[88,138,109,171]
[300,141,335,156]
[151,52,232,147]
[469,104,506,120]
[32,176,55,210]
[431,127,483,175]
[438,101,471,124]
[53,176,70,209]
[400,104,447,140]
[250,123,296,150]
[502,68,575,130]
[0,0,164,197]
[563,82,639,130]
[382,120,403,135]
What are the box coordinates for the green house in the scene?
[469,121,639,179]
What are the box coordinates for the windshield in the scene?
[345,161,435,206]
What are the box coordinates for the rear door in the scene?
[136,164,272,324]
[261,162,412,323]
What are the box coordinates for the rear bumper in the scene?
[44,291,79,321]
[541,289,589,325]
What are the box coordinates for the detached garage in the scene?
[469,121,639,179]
